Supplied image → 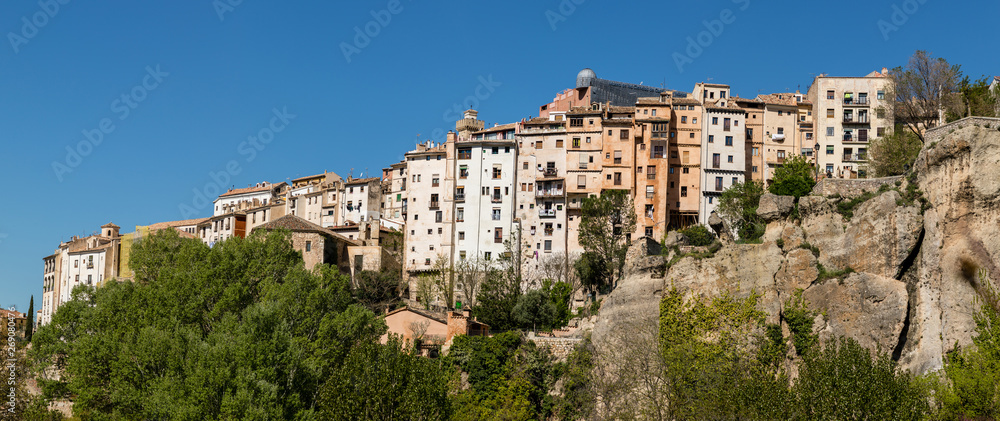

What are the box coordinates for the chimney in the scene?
[882,67,889,75]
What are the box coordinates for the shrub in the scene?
[799,242,820,258]
[768,155,817,198]
[679,225,716,247]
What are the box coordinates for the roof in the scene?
[756,93,802,106]
[671,98,702,106]
[384,306,447,325]
[473,122,517,134]
[567,106,602,115]
[607,105,635,114]
[146,218,209,230]
[218,183,283,198]
[101,222,120,229]
[344,177,381,185]
[0,309,25,319]
[636,97,670,105]
[292,171,339,183]
[252,215,360,245]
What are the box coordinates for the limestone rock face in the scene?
[757,194,795,222]
[592,240,666,345]
[804,273,908,353]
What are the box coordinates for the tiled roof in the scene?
[567,106,601,115]
[385,306,447,325]
[252,215,360,245]
[524,117,564,125]
[732,96,763,104]
[671,98,702,106]
[607,106,635,114]
[756,93,801,106]
[219,183,279,198]
[101,222,120,228]
[473,123,517,134]
[146,218,209,230]
[345,177,381,185]
[636,97,670,105]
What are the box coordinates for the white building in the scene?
[454,123,518,263]
[213,182,286,216]
[699,95,747,225]
[402,140,453,279]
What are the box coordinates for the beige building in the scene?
[401,140,453,286]
[807,69,892,178]
[668,96,703,229]
[251,215,356,274]
[41,223,124,325]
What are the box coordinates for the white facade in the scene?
[700,103,747,225]
[213,182,284,216]
[453,138,517,262]
[516,115,570,278]
[341,179,381,224]
[60,249,106,303]
[807,71,892,179]
[402,142,453,274]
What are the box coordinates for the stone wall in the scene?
[812,176,902,198]
[924,117,1000,144]
[528,334,583,361]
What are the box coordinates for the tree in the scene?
[950,75,1000,120]
[30,229,386,420]
[578,190,637,290]
[767,155,816,198]
[868,125,924,177]
[887,50,962,141]
[352,269,403,314]
[430,255,456,309]
[574,251,609,296]
[472,238,526,331]
[716,180,766,240]
[677,224,716,247]
[455,257,492,308]
[25,295,34,342]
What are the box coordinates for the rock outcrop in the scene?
[590,119,1000,375]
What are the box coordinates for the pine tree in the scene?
[25,295,34,341]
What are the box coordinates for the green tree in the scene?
[793,337,928,420]
[868,125,924,177]
[950,75,1000,120]
[767,155,816,198]
[578,190,637,290]
[30,229,386,420]
[317,337,452,420]
[473,267,520,331]
[677,224,716,247]
[25,295,34,342]
[717,180,766,240]
[512,289,556,331]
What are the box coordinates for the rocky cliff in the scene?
[592,120,1000,375]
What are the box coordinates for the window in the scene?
[614,172,622,185]
[732,177,739,185]
[620,130,629,140]
[428,229,433,235]
[492,208,501,221]
[544,240,552,252]
[752,147,759,156]
[647,166,656,179]
[877,127,886,137]
[432,177,440,187]
[826,145,835,155]
[725,136,733,146]
[459,166,468,178]
[646,186,655,198]
[681,116,687,123]
[713,153,721,168]
[681,186,688,197]
[614,150,622,164]
[435,211,442,223]
[425,258,431,266]
[712,117,719,125]
[570,118,583,127]
[74,260,78,268]
[305,241,312,252]
[491,147,499,154]
[728,155,734,163]
[682,167,689,174]
[556,139,564,148]
[877,90,885,100]
[87,275,92,284]
[723,118,731,131]
[827,109,834,118]
[459,231,465,240]
[693,117,698,124]
[492,166,502,179]
[458,148,472,159]
[492,188,501,202]
[716,177,724,191]
[753,165,758,173]
[826,127,834,136]
[682,151,690,163]
[457,208,464,222]
[459,251,466,260]
[577,175,586,189]
[708,135,714,143]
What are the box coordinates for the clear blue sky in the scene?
[1,0,996,313]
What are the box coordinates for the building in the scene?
[668,96,704,229]
[0,310,27,339]
[698,87,747,225]
[807,69,892,179]
[41,223,124,325]
[401,140,453,287]
[251,215,356,274]
[381,307,489,355]
[341,177,382,225]
[517,113,571,279]
[213,182,286,216]
[633,95,671,239]
[539,68,683,118]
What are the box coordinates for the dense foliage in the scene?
[31,229,446,420]
[868,125,924,177]
[677,224,716,247]
[717,180,766,240]
[578,189,637,290]
[768,155,816,198]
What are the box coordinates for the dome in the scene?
[576,68,597,88]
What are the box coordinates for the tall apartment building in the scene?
[632,97,670,239]
[698,87,748,225]
[341,177,382,225]
[807,69,892,178]
[667,96,703,229]
[401,140,453,286]
[517,113,571,277]
[454,120,517,264]
[381,162,408,229]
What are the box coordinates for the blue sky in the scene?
[1,0,997,313]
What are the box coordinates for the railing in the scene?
[544,229,554,236]
[843,116,870,124]
[646,173,656,180]
[579,163,588,170]
[429,201,440,209]
[543,168,558,177]
[843,154,868,162]
[539,209,556,218]
[843,97,869,106]
[536,189,564,197]
[491,196,502,203]
[455,193,465,202]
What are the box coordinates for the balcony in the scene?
[768,156,786,165]
[843,97,870,106]
[455,193,465,202]
[491,196,502,204]
[843,116,870,124]
[843,134,869,143]
[536,188,564,198]
[771,133,786,141]
[539,209,556,218]
[429,201,440,210]
[843,154,868,162]
[544,228,554,236]
[543,168,559,177]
